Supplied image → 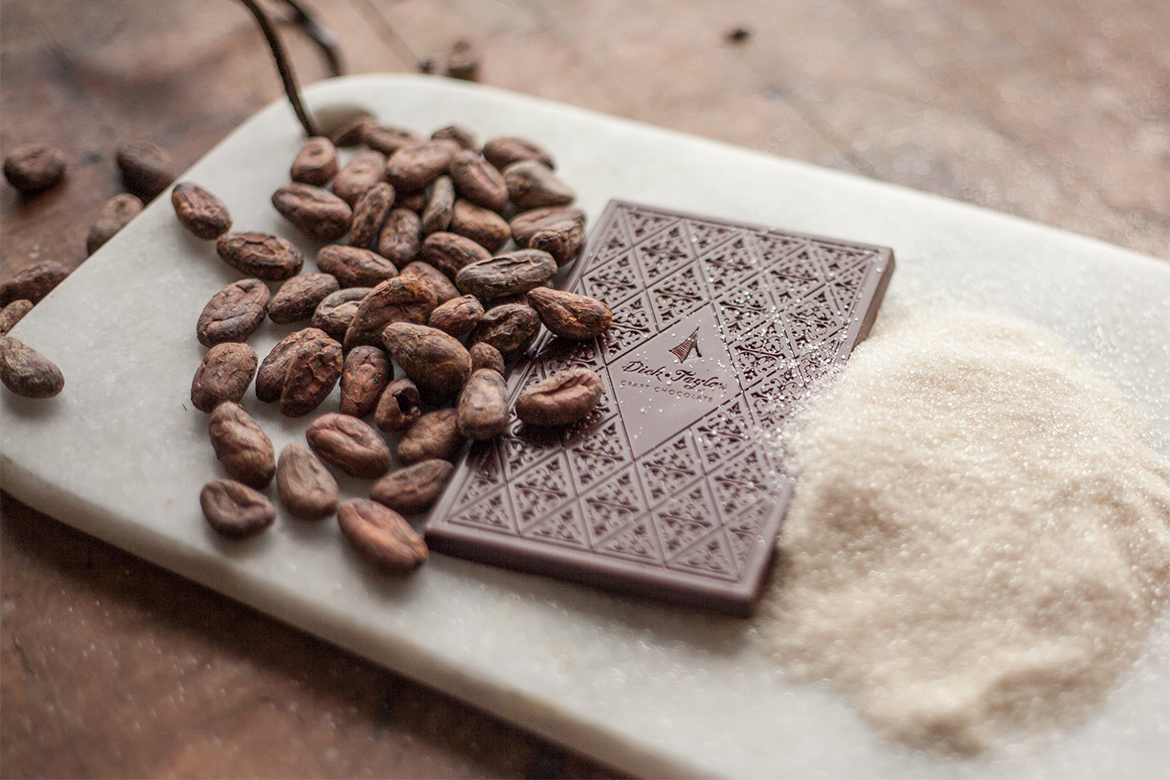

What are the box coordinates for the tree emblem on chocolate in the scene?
[669,327,702,364]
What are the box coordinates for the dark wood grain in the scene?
[2,0,1167,776]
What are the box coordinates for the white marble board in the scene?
[3,75,1169,779]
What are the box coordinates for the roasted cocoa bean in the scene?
[509,205,586,246]
[290,136,338,186]
[340,345,392,418]
[468,302,542,362]
[385,140,458,193]
[116,140,174,200]
[271,183,353,242]
[431,125,477,151]
[528,219,584,264]
[256,328,332,402]
[0,336,64,399]
[3,143,65,193]
[455,249,556,300]
[376,208,422,269]
[526,287,612,339]
[86,193,143,255]
[382,322,471,399]
[276,443,339,521]
[363,124,421,156]
[445,39,481,82]
[343,275,438,349]
[397,191,426,212]
[398,409,463,463]
[191,342,257,413]
[0,300,33,336]
[450,199,510,252]
[312,288,371,341]
[268,273,339,324]
[399,261,459,303]
[280,333,343,417]
[448,150,509,212]
[503,160,574,209]
[316,245,397,288]
[374,378,422,432]
[420,231,491,279]
[456,368,509,440]
[332,149,387,206]
[482,136,555,171]
[421,176,455,234]
[468,342,505,374]
[348,182,395,249]
[208,401,275,488]
[331,115,374,148]
[306,413,392,478]
[428,294,483,336]
[216,232,304,281]
[197,278,270,347]
[337,499,427,573]
[370,459,454,515]
[201,480,276,538]
[1,260,70,306]
[172,182,232,239]
[515,366,604,427]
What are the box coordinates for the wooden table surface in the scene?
[2,1,1166,777]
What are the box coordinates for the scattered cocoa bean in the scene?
[256,328,331,402]
[268,273,339,324]
[86,193,143,255]
[276,443,339,521]
[397,191,427,212]
[528,219,584,264]
[526,287,612,339]
[0,300,33,336]
[3,143,66,194]
[208,401,275,488]
[376,208,423,269]
[197,278,270,347]
[456,368,509,440]
[385,140,458,193]
[271,183,353,242]
[455,249,556,300]
[428,294,483,336]
[468,302,542,362]
[445,39,481,82]
[482,136,555,171]
[306,413,392,479]
[332,149,387,206]
[343,275,438,349]
[312,288,371,342]
[216,232,304,281]
[290,136,338,186]
[340,345,392,418]
[503,160,574,209]
[331,116,374,148]
[116,140,174,200]
[1,260,70,306]
[421,175,455,234]
[363,124,421,157]
[171,182,232,239]
[382,322,471,399]
[450,199,510,252]
[515,366,604,427]
[397,409,463,463]
[348,182,395,249]
[200,480,275,538]
[468,342,505,374]
[374,377,422,432]
[191,342,257,413]
[0,336,64,398]
[431,125,477,151]
[280,333,343,417]
[420,231,491,279]
[509,205,585,246]
[399,261,459,303]
[337,499,428,573]
[316,245,398,288]
[448,150,509,212]
[370,459,454,515]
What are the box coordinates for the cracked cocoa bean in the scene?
[290,136,338,186]
[343,275,438,349]
[455,249,556,301]
[172,182,232,239]
[191,342,257,413]
[216,232,303,281]
[268,273,340,324]
[197,278,270,347]
[374,377,422,432]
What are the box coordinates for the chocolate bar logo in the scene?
[668,327,702,364]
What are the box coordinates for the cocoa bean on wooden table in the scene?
[306,413,393,479]
[1,260,70,306]
[116,140,174,200]
[370,459,454,515]
[0,300,33,336]
[86,193,143,255]
[337,499,428,573]
[276,443,339,521]
[208,401,275,489]
[191,342,257,413]
[200,480,275,538]
[3,143,66,193]
[172,182,232,239]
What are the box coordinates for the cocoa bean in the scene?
[526,287,612,339]
[268,273,339,324]
[468,342,505,374]
[276,443,339,521]
[450,199,510,252]
[455,249,556,300]
[86,193,143,255]
[515,366,604,427]
[421,175,455,234]
[428,294,483,336]
[448,150,509,212]
[370,459,454,515]
[208,401,275,488]
[197,278,270,347]
[337,499,427,573]
[397,191,426,212]
[399,261,459,303]
[191,342,257,413]
[385,140,458,193]
[200,480,275,538]
[468,302,542,362]
[331,116,374,148]
[382,322,471,399]
[0,336,64,399]
[290,136,338,186]
[528,219,584,264]
[503,160,574,209]
[3,143,65,193]
[456,368,509,440]
[116,140,174,200]
[332,149,387,206]
[482,136,555,171]
[509,205,585,246]
[348,182,395,249]
[363,124,421,157]
[0,300,33,336]
[339,345,392,418]
[306,413,392,478]
[280,333,343,417]
[343,275,438,349]
[374,378,422,432]
[1,260,70,306]
[431,125,477,151]
[172,182,232,239]
[376,208,422,269]
[216,232,304,281]
[316,245,398,288]
[312,288,371,342]
[256,328,332,402]
[420,231,491,279]
[271,183,353,242]
[445,39,481,82]
[397,409,463,464]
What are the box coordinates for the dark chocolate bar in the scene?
[426,201,894,615]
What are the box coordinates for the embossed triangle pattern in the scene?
[427,202,893,614]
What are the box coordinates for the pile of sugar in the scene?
[757,307,1170,754]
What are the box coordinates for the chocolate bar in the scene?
[426,201,894,615]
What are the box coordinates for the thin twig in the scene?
[277,0,344,77]
[236,0,319,137]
